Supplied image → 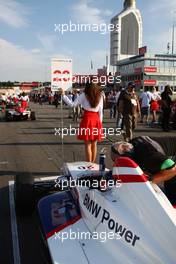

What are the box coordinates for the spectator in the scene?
[150,87,161,123]
[171,101,176,130]
[116,87,123,128]
[118,82,140,142]
[161,85,173,132]
[54,92,59,108]
[108,91,117,119]
[20,92,29,109]
[140,87,153,124]
[12,94,19,104]
[0,94,6,112]
[48,92,53,105]
[38,93,43,105]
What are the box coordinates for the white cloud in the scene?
[0,38,49,81]
[38,34,57,52]
[51,53,72,60]
[104,9,113,16]
[73,49,108,74]
[71,0,112,24]
[0,0,29,28]
[0,38,109,80]
[145,29,175,54]
[91,49,107,63]
[31,48,41,54]
[143,0,176,53]
[149,0,176,16]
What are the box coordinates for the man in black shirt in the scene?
[161,85,173,132]
[111,136,176,205]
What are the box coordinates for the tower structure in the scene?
[110,0,142,65]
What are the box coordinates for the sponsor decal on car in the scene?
[83,193,140,247]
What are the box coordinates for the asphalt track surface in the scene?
[0,103,176,264]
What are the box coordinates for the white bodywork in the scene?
[8,109,31,117]
[46,161,176,264]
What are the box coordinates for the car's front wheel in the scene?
[23,114,28,120]
[14,173,35,215]
[5,112,12,121]
[30,111,36,120]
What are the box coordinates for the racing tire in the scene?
[5,112,12,122]
[38,227,52,264]
[30,111,36,120]
[14,173,35,215]
[23,114,28,121]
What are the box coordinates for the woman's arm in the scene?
[136,96,141,114]
[156,94,161,100]
[62,93,82,108]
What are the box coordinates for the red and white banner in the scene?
[144,79,157,86]
[144,67,157,73]
[51,58,72,91]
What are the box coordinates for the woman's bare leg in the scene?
[85,141,92,162]
[153,111,156,122]
[91,141,97,163]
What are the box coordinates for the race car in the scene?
[14,155,176,264]
[5,105,36,121]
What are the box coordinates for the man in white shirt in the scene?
[140,88,153,124]
[108,91,117,119]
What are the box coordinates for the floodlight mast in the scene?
[172,11,176,54]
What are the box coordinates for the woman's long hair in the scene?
[84,82,101,108]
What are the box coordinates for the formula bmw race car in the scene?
[14,156,176,264]
[5,106,36,121]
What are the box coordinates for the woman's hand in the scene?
[59,88,65,95]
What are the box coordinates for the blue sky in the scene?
[0,0,176,81]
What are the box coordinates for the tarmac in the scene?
[0,102,175,264]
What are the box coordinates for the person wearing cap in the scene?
[117,82,140,142]
[111,136,176,205]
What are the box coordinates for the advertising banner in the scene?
[144,79,157,86]
[144,67,157,73]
